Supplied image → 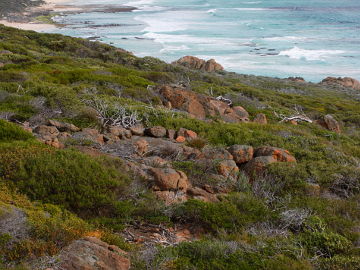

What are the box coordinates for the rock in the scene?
[289,120,298,125]
[203,147,233,160]
[135,139,149,155]
[34,125,59,139]
[254,146,296,162]
[217,160,239,178]
[0,50,13,55]
[129,125,145,136]
[227,145,254,164]
[243,156,277,176]
[145,126,167,138]
[173,56,224,72]
[158,86,249,123]
[184,129,197,140]
[58,132,72,141]
[176,136,186,143]
[0,205,29,246]
[56,237,130,270]
[150,168,190,191]
[287,77,305,82]
[315,114,341,133]
[321,76,360,90]
[166,129,176,140]
[253,113,268,124]
[48,119,80,132]
[73,128,104,145]
[104,134,121,144]
[154,190,187,205]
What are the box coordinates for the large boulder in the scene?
[34,125,59,139]
[243,156,277,176]
[56,237,130,270]
[159,86,249,123]
[48,119,80,132]
[0,205,29,246]
[228,145,254,164]
[315,114,341,133]
[217,159,239,178]
[145,126,167,138]
[321,76,360,90]
[173,56,224,72]
[150,168,190,191]
[254,146,296,162]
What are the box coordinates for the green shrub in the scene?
[0,120,33,142]
[0,144,129,216]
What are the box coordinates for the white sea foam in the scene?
[234,8,271,11]
[279,46,345,61]
[264,36,308,42]
[207,9,217,14]
[160,45,190,53]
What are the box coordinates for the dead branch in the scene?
[274,105,313,123]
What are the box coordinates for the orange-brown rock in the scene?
[243,156,277,176]
[108,126,132,139]
[315,114,341,133]
[34,125,59,139]
[135,139,149,155]
[158,86,249,123]
[176,136,186,143]
[254,146,296,162]
[129,124,145,136]
[253,113,268,124]
[56,237,130,270]
[145,126,167,138]
[228,145,254,164]
[150,168,190,191]
[184,129,197,140]
[321,76,360,90]
[203,147,233,160]
[48,119,80,132]
[217,160,239,178]
[173,56,224,72]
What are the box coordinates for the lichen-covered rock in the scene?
[254,146,296,162]
[227,145,254,164]
[217,159,239,178]
[243,156,277,176]
[145,126,167,138]
[56,237,130,270]
[321,76,360,90]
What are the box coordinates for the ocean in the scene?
[51,0,360,82]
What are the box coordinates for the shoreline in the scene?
[0,0,136,32]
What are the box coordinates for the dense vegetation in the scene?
[0,24,359,269]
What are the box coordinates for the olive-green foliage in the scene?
[173,193,270,233]
[0,119,33,142]
[0,142,129,216]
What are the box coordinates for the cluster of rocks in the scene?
[321,76,360,91]
[172,56,224,72]
[158,85,252,123]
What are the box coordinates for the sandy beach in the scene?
[0,0,70,31]
[0,0,136,32]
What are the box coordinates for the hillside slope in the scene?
[0,25,359,270]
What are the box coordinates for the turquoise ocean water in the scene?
[51,0,360,82]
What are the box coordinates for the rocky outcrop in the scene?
[321,76,360,90]
[173,56,224,72]
[55,237,130,270]
[315,114,341,133]
[158,86,249,123]
[145,126,167,138]
[48,119,80,132]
